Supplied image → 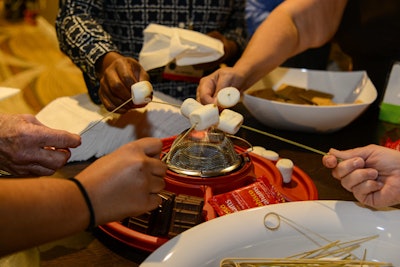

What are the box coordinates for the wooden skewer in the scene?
[79,98,132,136]
[151,100,330,156]
[78,97,329,158]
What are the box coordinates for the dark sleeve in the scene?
[55,0,119,103]
[221,0,248,65]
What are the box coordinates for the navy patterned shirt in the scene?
[56,0,247,103]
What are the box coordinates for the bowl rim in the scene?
[243,67,377,108]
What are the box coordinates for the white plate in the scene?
[140,200,400,266]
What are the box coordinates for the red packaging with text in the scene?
[208,175,285,216]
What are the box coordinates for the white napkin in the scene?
[139,23,224,71]
[0,87,20,101]
[36,92,191,162]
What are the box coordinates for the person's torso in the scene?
[100,0,238,58]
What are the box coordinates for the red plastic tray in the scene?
[99,136,318,252]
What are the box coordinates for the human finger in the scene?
[351,180,385,208]
[37,128,81,149]
[5,162,56,177]
[197,75,218,104]
[34,147,72,170]
[330,157,365,180]
[322,154,338,168]
[146,193,163,210]
[137,137,164,158]
[339,168,378,192]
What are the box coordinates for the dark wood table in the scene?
[39,104,399,266]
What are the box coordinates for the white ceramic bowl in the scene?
[242,67,377,133]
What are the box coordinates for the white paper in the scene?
[36,92,191,162]
[139,23,224,71]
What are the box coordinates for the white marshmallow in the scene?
[276,158,294,184]
[217,87,241,108]
[131,81,153,105]
[189,104,219,131]
[248,146,267,156]
[261,150,279,161]
[180,98,203,118]
[217,109,244,135]
[248,146,280,161]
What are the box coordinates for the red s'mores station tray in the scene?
[99,132,318,252]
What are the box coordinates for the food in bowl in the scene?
[242,67,377,133]
[249,83,362,106]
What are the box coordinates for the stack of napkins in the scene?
[36,92,191,162]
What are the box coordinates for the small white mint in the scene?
[276,158,294,184]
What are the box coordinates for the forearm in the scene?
[233,0,347,90]
[0,178,89,256]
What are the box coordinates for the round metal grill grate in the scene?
[166,129,242,177]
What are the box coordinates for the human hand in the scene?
[0,114,81,176]
[196,66,245,105]
[76,137,167,225]
[322,144,400,208]
[193,31,239,71]
[98,52,150,113]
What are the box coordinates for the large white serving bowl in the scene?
[242,67,377,133]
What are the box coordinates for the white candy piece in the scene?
[217,109,244,135]
[261,150,279,161]
[189,104,219,131]
[181,98,203,118]
[217,87,241,108]
[247,146,280,161]
[276,158,294,184]
[248,146,267,156]
[131,81,153,105]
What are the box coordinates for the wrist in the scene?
[68,177,96,231]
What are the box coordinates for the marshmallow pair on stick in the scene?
[249,146,293,184]
[181,87,243,134]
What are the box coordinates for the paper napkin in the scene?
[139,23,224,71]
[36,92,191,162]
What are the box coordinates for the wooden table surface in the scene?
[1,9,399,267]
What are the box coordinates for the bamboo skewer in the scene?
[77,97,329,157]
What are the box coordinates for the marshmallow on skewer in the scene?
[181,98,203,118]
[217,109,244,135]
[131,81,153,105]
[276,158,294,184]
[217,87,241,108]
[189,104,219,131]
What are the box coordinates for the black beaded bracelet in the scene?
[68,177,96,231]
